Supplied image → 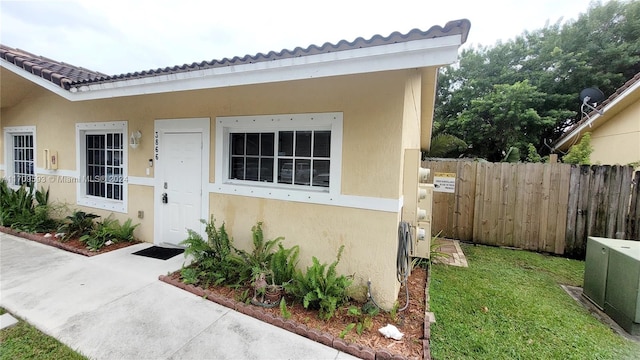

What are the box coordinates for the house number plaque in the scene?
[154,131,159,161]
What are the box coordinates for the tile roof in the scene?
[0,46,106,90]
[554,71,640,146]
[1,19,470,91]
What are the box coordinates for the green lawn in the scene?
[0,308,86,360]
[429,244,640,360]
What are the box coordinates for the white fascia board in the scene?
[554,115,603,151]
[62,35,460,101]
[554,79,640,150]
[2,35,461,103]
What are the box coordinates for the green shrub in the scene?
[0,180,58,233]
[96,217,138,243]
[341,305,377,337]
[285,245,352,320]
[237,222,284,284]
[502,147,521,162]
[0,181,35,227]
[58,211,99,241]
[80,215,117,250]
[180,216,245,287]
[563,132,593,165]
[235,222,300,288]
[280,298,292,320]
[270,243,299,285]
[81,236,106,252]
[339,323,356,339]
[180,267,199,285]
[526,143,543,163]
[79,215,139,251]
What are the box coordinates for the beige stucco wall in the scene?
[399,69,423,197]
[209,193,399,305]
[1,68,432,308]
[590,99,640,166]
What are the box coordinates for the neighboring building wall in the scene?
[591,100,640,166]
[1,68,427,308]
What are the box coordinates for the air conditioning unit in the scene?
[583,237,640,335]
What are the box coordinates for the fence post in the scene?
[555,164,571,254]
[565,165,580,257]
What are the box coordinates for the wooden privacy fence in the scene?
[422,160,640,258]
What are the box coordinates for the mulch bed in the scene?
[1,225,432,358]
[0,226,139,256]
[160,267,431,360]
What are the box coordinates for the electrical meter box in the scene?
[401,149,433,259]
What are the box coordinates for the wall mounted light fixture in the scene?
[130,131,142,149]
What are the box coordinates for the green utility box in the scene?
[583,237,640,335]
[583,237,610,309]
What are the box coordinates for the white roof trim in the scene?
[554,79,640,150]
[1,35,462,102]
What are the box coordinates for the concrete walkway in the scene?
[0,233,357,360]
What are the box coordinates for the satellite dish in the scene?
[579,87,605,105]
[579,87,605,124]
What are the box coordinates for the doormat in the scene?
[132,246,184,260]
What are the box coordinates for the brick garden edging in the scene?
[159,273,431,360]
[424,266,432,359]
[0,226,96,257]
[0,226,138,257]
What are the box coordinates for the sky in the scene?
[0,0,605,76]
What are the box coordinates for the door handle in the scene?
[162,193,168,204]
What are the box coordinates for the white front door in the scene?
[158,131,203,246]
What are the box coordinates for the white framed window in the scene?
[76,122,127,213]
[216,113,342,195]
[3,126,36,187]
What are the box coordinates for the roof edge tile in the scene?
[1,19,470,91]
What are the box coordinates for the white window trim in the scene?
[75,121,128,213]
[3,126,36,189]
[215,112,343,199]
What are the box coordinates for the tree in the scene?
[445,80,554,161]
[434,0,640,161]
[502,147,521,163]
[423,134,467,159]
[526,143,544,163]
[562,132,593,165]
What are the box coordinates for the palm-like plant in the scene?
[423,134,468,159]
[58,211,99,241]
